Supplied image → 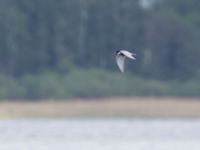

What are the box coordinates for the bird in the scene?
[115,50,136,73]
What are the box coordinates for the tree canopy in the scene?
[0,0,199,80]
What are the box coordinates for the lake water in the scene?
[0,119,199,150]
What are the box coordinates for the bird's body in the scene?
[115,50,136,72]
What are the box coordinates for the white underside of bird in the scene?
[116,50,136,72]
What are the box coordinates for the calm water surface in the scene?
[0,119,199,150]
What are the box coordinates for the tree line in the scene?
[0,0,200,80]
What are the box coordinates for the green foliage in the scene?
[0,0,199,80]
[0,74,26,99]
[0,0,200,99]
[0,70,198,100]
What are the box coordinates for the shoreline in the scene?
[0,97,200,118]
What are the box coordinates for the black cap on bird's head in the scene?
[116,50,120,54]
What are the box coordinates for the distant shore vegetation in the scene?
[0,0,200,99]
[0,69,199,100]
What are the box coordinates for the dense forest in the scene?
[0,0,200,99]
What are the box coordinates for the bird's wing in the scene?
[116,54,125,72]
[121,50,136,60]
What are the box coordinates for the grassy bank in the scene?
[0,69,200,99]
[0,97,200,118]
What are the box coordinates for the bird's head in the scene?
[116,50,120,54]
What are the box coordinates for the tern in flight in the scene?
[115,50,136,73]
